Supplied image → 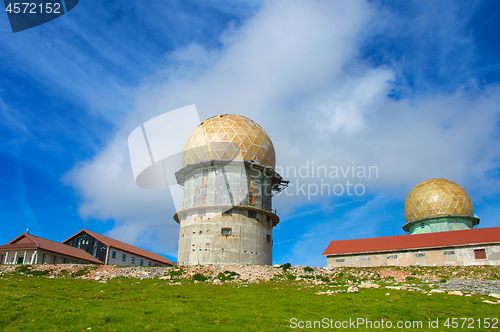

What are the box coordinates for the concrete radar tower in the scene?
[173,114,288,266]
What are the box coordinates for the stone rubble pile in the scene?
[440,279,500,294]
[1,264,499,297]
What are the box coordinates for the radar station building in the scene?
[324,178,500,267]
[174,114,287,266]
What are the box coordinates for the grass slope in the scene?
[0,273,497,331]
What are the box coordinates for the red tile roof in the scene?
[0,234,103,264]
[323,227,500,256]
[63,229,175,266]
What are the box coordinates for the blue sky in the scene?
[1,0,500,266]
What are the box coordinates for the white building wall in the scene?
[0,249,97,265]
[105,247,168,266]
[326,243,500,268]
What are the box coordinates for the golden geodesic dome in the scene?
[182,114,276,168]
[404,178,474,223]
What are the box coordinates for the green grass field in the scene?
[0,271,498,332]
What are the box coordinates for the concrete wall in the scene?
[182,164,273,212]
[326,243,500,267]
[0,249,96,265]
[178,207,274,266]
[105,247,168,266]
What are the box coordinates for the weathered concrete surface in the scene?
[327,243,500,267]
[178,207,274,266]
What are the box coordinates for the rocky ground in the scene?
[1,264,500,302]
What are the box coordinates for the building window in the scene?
[335,259,345,263]
[248,211,256,218]
[122,254,126,261]
[112,251,116,259]
[199,231,202,234]
[444,250,455,256]
[140,259,144,266]
[420,223,425,229]
[221,228,232,235]
[387,255,397,259]
[131,257,135,264]
[474,249,486,260]
[148,261,151,267]
[266,234,271,242]
[222,209,232,216]
[415,253,426,258]
[360,257,371,261]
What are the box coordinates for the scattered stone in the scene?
[359,282,380,289]
[2,264,499,295]
[316,290,335,295]
[347,286,359,293]
[448,291,463,296]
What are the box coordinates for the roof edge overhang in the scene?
[173,204,280,226]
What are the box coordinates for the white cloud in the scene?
[277,195,398,266]
[66,0,500,261]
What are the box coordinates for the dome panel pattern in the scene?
[182,114,276,168]
[404,178,474,223]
